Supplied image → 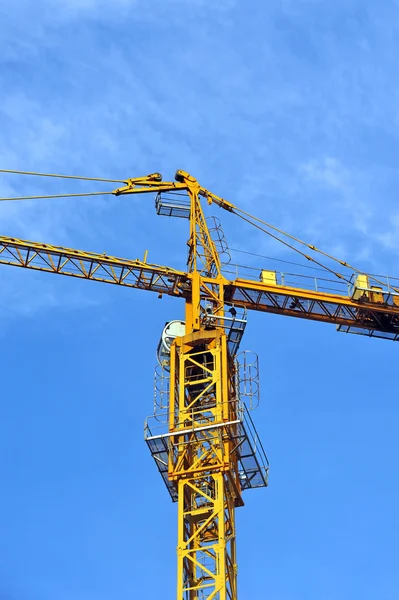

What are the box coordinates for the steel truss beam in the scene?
[0,234,398,339]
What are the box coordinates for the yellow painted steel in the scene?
[0,167,399,600]
[176,474,237,600]
[352,274,369,300]
[260,269,277,285]
[0,235,397,336]
[169,331,240,599]
[163,172,241,598]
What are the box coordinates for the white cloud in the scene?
[375,212,399,252]
[0,0,399,319]
[298,156,373,236]
[300,157,349,192]
[0,269,100,327]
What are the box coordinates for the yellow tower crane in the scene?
[1,168,399,600]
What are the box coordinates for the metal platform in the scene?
[144,428,178,502]
[236,404,269,490]
[155,192,191,219]
[337,324,399,341]
[201,305,248,356]
[144,402,268,502]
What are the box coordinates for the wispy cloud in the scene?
[297,155,399,269]
[300,157,349,193]
[2,3,399,599]
[376,212,399,252]
[1,0,399,320]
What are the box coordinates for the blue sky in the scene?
[0,1,399,598]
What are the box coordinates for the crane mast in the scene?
[148,171,266,599]
[169,329,239,598]
[1,167,399,599]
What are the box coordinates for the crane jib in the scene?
[0,234,398,340]
[0,167,397,600]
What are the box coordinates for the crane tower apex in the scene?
[0,165,397,599]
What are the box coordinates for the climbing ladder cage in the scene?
[236,350,260,410]
[155,191,231,268]
[153,363,170,416]
[207,215,231,267]
[145,342,268,502]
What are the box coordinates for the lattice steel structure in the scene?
[1,167,398,600]
[145,329,268,599]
